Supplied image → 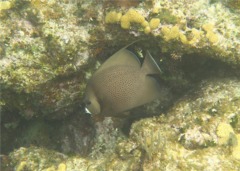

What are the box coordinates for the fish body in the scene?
[84,44,163,117]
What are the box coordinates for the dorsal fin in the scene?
[141,51,162,75]
[95,41,141,74]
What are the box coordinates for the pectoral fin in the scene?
[141,51,162,75]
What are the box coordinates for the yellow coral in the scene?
[45,166,56,171]
[120,15,131,29]
[0,1,12,11]
[127,9,145,23]
[179,33,188,44]
[232,134,240,160]
[149,18,160,29]
[16,161,27,171]
[120,9,147,29]
[144,26,151,34]
[171,26,180,38]
[180,29,203,45]
[161,25,180,41]
[107,9,150,33]
[141,20,149,28]
[161,26,170,35]
[202,23,214,32]
[206,31,218,44]
[105,11,122,24]
[152,7,160,14]
[202,23,218,44]
[191,29,201,39]
[188,28,202,44]
[58,163,66,171]
[216,123,235,145]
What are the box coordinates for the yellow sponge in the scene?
[162,25,180,41]
[217,122,235,145]
[121,15,131,29]
[126,9,145,23]
[0,1,12,11]
[58,163,66,171]
[202,23,218,44]
[141,20,149,28]
[206,31,218,44]
[149,18,160,29]
[105,11,122,24]
[179,33,188,44]
[120,9,147,29]
[232,134,240,160]
[144,26,151,34]
[202,23,214,32]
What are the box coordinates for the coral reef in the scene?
[4,78,240,170]
[89,117,125,159]
[105,0,240,66]
[8,147,67,171]
[0,0,92,120]
[1,0,239,119]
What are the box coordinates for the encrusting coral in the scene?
[232,134,240,160]
[216,122,235,145]
[105,9,161,34]
[120,9,147,29]
[149,18,160,29]
[105,11,122,23]
[105,0,240,66]
[0,1,12,11]
[161,25,180,41]
[5,78,240,171]
[202,23,219,44]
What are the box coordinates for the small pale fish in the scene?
[84,43,164,117]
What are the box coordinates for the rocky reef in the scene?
[3,78,240,170]
[1,0,240,170]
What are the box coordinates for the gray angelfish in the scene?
[84,43,163,117]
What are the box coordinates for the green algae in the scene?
[157,9,179,24]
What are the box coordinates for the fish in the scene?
[83,43,164,117]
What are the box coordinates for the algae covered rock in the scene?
[165,78,240,149]
[7,147,67,171]
[104,0,240,66]
[129,78,240,170]
[1,0,240,119]
[0,0,100,159]
[5,78,240,170]
[1,0,240,120]
[0,0,92,120]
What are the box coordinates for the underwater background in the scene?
[0,0,240,170]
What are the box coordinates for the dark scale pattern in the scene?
[84,47,162,116]
[92,65,143,114]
